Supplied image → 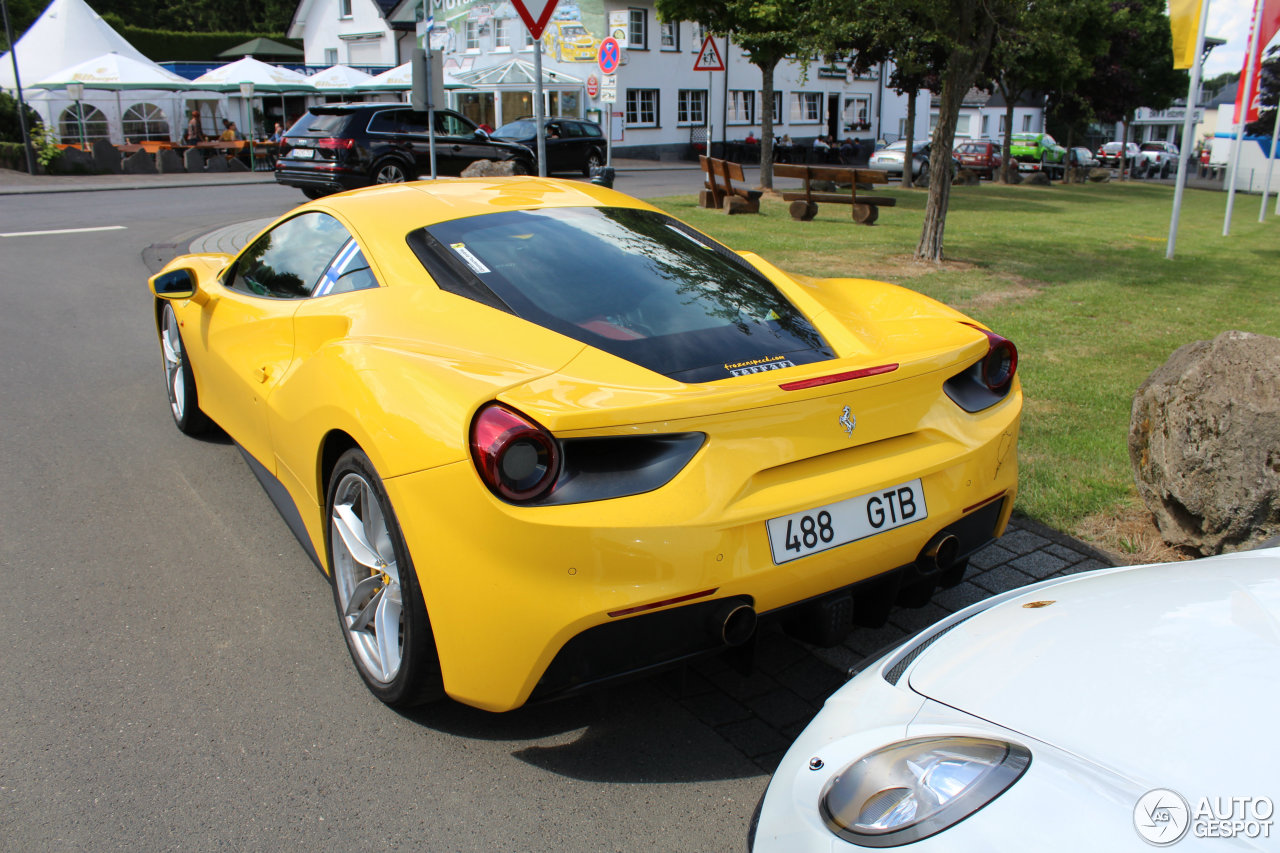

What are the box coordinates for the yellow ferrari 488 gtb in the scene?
[149,178,1020,712]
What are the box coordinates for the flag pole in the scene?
[1261,104,1279,219]
[1168,0,1212,259]
[1224,0,1263,236]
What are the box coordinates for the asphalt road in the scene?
[0,180,767,852]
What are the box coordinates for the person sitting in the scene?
[744,131,757,145]
[268,121,284,143]
[219,120,241,142]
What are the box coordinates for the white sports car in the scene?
[750,547,1280,851]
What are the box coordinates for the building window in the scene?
[121,102,170,141]
[690,23,705,47]
[494,18,509,49]
[1021,113,1033,132]
[677,89,706,125]
[660,21,678,50]
[727,90,754,124]
[524,28,535,50]
[998,115,1006,135]
[625,88,659,127]
[339,0,352,18]
[465,20,480,51]
[770,92,782,124]
[842,95,869,130]
[791,92,822,123]
[981,114,989,136]
[324,48,338,65]
[628,8,647,49]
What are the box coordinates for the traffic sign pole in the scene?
[534,41,546,177]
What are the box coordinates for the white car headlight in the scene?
[819,736,1030,847]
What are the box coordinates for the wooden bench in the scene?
[699,155,762,214]
[773,163,896,224]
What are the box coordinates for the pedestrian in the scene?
[183,109,204,144]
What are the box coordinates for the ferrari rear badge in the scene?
[839,405,856,437]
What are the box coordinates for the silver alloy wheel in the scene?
[160,304,187,422]
[331,471,404,685]
[375,162,408,183]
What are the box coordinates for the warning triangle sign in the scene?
[510,0,560,39]
[693,35,725,71]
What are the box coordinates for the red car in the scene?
[953,139,1002,178]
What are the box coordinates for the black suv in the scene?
[275,103,537,199]
[492,116,605,176]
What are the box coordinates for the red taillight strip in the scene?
[963,490,1007,514]
[779,363,899,391]
[607,588,718,618]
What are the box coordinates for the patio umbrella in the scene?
[191,56,316,93]
[308,64,375,93]
[216,38,304,61]
[360,61,463,92]
[30,51,192,91]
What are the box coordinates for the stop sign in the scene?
[587,75,599,98]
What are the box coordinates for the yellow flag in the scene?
[1169,0,1203,69]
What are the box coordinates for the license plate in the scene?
[766,478,927,564]
[291,148,315,159]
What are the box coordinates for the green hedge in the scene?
[0,140,29,170]
[102,19,301,64]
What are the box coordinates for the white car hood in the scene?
[907,551,1280,795]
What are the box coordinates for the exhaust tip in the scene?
[919,533,960,575]
[710,601,757,647]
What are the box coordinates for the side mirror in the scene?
[150,267,198,300]
[474,128,490,140]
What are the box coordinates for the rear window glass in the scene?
[292,111,354,135]
[407,207,833,383]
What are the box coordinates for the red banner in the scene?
[1234,0,1280,125]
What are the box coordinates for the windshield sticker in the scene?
[450,242,491,274]
[725,356,795,377]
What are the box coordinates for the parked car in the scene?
[541,19,598,61]
[1096,141,1141,170]
[952,139,1001,178]
[1008,132,1066,176]
[868,140,958,182]
[1137,140,1181,178]
[274,103,536,199]
[750,546,1280,851]
[1068,146,1098,169]
[147,178,1021,713]
[492,116,606,175]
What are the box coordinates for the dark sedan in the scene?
[275,103,537,199]
[492,116,606,176]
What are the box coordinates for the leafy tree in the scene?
[0,89,40,142]
[812,0,1007,261]
[1075,0,1187,163]
[1202,70,1238,100]
[985,0,1110,182]
[655,0,814,189]
[4,0,296,47]
[1245,45,1278,138]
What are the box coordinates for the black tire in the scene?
[373,159,413,184]
[1161,161,1171,179]
[302,187,329,200]
[158,302,211,436]
[326,448,444,708]
[583,148,603,177]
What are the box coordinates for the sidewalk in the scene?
[0,158,698,196]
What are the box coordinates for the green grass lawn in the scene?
[645,180,1280,540]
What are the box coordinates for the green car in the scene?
[1009,132,1067,176]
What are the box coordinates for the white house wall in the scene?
[300,0,401,67]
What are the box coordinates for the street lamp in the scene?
[240,81,255,170]
[66,81,87,149]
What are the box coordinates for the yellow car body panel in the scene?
[149,178,1021,712]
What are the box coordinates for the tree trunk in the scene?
[916,19,996,262]
[758,59,778,190]
[903,90,917,188]
[1120,117,1132,181]
[999,80,1017,183]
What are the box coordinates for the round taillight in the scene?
[981,335,1018,391]
[470,404,560,502]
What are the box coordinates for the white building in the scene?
[289,0,1043,157]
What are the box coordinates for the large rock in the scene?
[184,148,206,172]
[1129,330,1280,554]
[121,150,157,174]
[92,139,121,174]
[460,159,520,177]
[156,149,185,173]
